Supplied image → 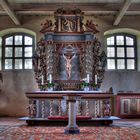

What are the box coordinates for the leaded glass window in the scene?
[106,34,136,70]
[3,33,34,70]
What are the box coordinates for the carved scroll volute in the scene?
[84,20,99,34]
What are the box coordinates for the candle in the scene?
[95,75,97,84]
[49,74,52,83]
[87,74,90,83]
[41,75,44,85]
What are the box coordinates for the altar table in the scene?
[20,91,120,134]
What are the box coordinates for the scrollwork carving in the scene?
[84,20,99,34]
[33,38,47,85]
[92,38,107,87]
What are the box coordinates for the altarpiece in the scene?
[33,8,106,91]
[23,9,117,129]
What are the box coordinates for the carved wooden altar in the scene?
[24,91,117,127]
[33,8,106,90]
[22,9,117,129]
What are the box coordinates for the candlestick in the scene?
[41,75,44,85]
[87,74,90,83]
[95,75,97,84]
[49,74,52,83]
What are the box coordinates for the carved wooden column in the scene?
[58,16,61,32]
[66,100,69,115]
[36,99,40,118]
[77,16,80,32]
[77,100,82,116]
[58,99,62,116]
[41,100,45,118]
[95,100,100,117]
[100,100,103,118]
[46,43,54,77]
[49,99,53,116]
[86,100,90,116]
[85,42,93,77]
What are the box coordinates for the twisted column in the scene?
[77,100,82,116]
[58,99,62,116]
[85,44,93,76]
[95,100,100,117]
[100,100,103,118]
[49,99,53,116]
[41,100,45,118]
[46,44,54,76]
[86,100,90,116]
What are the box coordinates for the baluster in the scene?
[36,99,40,118]
[86,100,89,116]
[95,100,100,118]
[100,100,103,118]
[77,100,81,116]
[41,100,45,118]
[95,100,98,118]
[66,100,69,115]
[49,99,53,116]
[58,99,62,116]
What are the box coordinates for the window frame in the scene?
[2,33,35,70]
[106,33,137,71]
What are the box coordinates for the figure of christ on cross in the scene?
[63,53,76,79]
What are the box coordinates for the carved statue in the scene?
[40,19,54,33]
[63,53,76,79]
[62,17,76,32]
[103,101,111,117]
[27,103,36,117]
[84,20,99,34]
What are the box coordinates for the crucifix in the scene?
[63,53,76,79]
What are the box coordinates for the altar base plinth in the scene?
[64,126,80,134]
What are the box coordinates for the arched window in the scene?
[2,33,35,70]
[106,33,136,70]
